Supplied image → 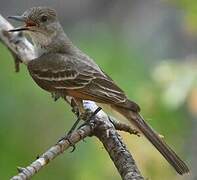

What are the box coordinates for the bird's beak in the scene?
[8,15,26,22]
[8,15,32,32]
[8,27,30,32]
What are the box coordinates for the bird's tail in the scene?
[112,105,189,175]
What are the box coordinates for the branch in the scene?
[0,14,144,180]
[109,116,140,136]
[11,123,94,180]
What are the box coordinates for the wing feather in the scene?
[28,53,129,105]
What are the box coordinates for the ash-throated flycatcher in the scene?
[8,7,189,175]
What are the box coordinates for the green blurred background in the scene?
[0,0,197,179]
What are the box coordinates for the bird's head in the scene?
[8,7,62,47]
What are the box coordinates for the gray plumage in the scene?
[9,7,189,175]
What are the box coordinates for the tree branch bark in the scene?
[0,14,144,180]
[11,123,94,180]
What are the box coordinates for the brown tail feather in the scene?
[112,106,189,175]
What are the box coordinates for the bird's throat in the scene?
[28,29,73,56]
[28,31,56,57]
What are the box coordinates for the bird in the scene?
[8,7,189,175]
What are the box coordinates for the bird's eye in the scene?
[41,15,48,22]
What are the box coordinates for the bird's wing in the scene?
[28,53,139,111]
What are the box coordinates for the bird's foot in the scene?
[77,107,102,130]
[57,134,76,152]
[57,107,102,151]
[57,117,82,152]
[79,108,93,121]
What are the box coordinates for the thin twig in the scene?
[109,117,140,137]
[11,123,94,180]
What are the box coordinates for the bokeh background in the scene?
[0,0,197,179]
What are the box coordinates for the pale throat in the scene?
[27,31,56,57]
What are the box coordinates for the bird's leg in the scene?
[74,99,101,121]
[57,98,84,152]
[70,98,80,117]
[58,99,102,152]
[77,107,102,130]
[69,99,95,144]
[66,98,84,135]
[69,98,97,132]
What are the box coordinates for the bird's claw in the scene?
[57,107,102,151]
[67,137,76,152]
[57,134,76,152]
[80,107,102,121]
[77,107,102,130]
[79,108,93,120]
